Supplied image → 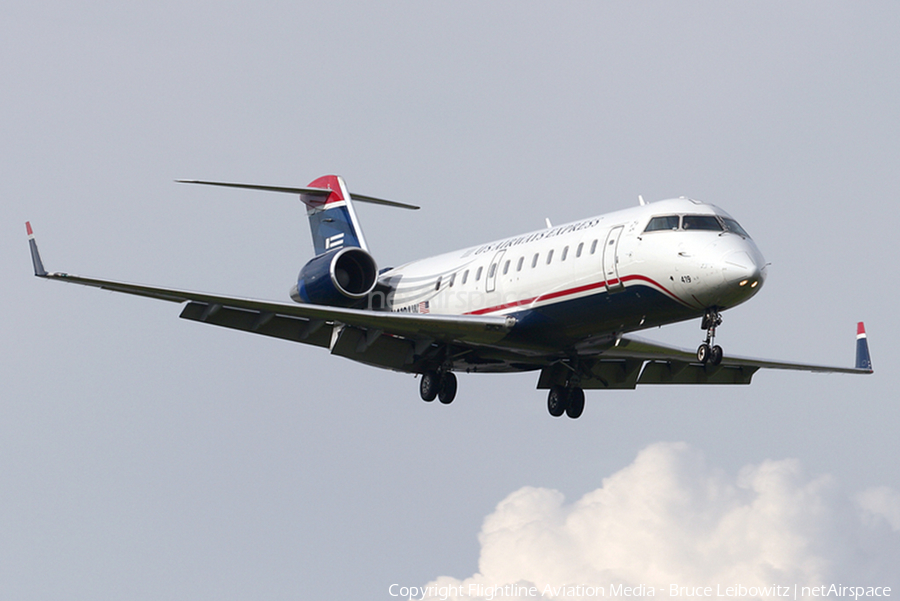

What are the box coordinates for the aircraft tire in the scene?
[438,372,457,404]
[566,387,585,419]
[419,371,440,402]
[547,385,568,417]
[711,345,723,366]
[697,343,710,364]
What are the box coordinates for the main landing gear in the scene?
[697,308,724,366]
[419,370,458,405]
[547,385,585,419]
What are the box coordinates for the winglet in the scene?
[26,222,48,277]
[856,322,873,372]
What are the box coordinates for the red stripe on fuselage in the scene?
[464,274,690,316]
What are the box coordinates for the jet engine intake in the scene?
[291,247,378,306]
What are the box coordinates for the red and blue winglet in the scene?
[26,222,48,277]
[856,322,873,372]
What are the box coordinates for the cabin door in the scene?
[602,226,625,292]
[485,249,506,293]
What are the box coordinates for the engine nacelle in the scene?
[291,247,378,306]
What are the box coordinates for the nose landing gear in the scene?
[697,308,724,366]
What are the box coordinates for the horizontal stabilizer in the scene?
[176,179,420,210]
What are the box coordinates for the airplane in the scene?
[26,175,873,419]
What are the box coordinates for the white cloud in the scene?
[417,443,899,601]
[857,486,900,532]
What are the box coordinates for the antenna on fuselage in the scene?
[545,218,553,228]
[638,195,646,206]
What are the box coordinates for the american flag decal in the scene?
[418,301,430,314]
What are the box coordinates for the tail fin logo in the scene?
[324,233,345,250]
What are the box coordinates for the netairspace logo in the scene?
[398,443,900,601]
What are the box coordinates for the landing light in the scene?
[739,279,748,287]
[751,280,759,288]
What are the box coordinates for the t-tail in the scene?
[302,175,370,255]
[175,175,419,256]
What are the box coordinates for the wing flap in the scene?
[638,361,758,385]
[179,302,332,349]
[180,302,431,370]
[538,359,644,390]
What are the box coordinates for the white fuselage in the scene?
[377,198,766,345]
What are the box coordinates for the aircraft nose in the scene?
[722,249,766,295]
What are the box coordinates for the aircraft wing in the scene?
[610,333,871,373]
[590,330,873,387]
[26,223,515,369]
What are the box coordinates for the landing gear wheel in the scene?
[699,308,724,366]
[419,371,440,402]
[710,344,724,366]
[438,372,458,404]
[565,387,585,419]
[547,385,568,417]
[697,343,711,364]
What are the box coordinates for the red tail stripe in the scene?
[303,175,344,209]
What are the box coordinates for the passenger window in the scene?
[449,273,455,287]
[435,276,441,291]
[576,242,584,258]
[644,215,680,232]
[682,215,723,231]
[517,257,524,271]
[488,264,497,278]
[561,246,568,261]
[462,270,469,284]
[503,260,510,275]
[476,267,483,281]
[590,239,598,254]
[532,253,539,268]
[546,249,554,265]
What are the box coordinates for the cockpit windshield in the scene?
[682,215,723,231]
[721,217,751,238]
[642,214,752,238]
[644,215,680,232]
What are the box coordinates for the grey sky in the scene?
[3,2,898,599]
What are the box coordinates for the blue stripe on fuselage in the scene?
[504,283,702,349]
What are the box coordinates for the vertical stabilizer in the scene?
[302,175,368,255]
